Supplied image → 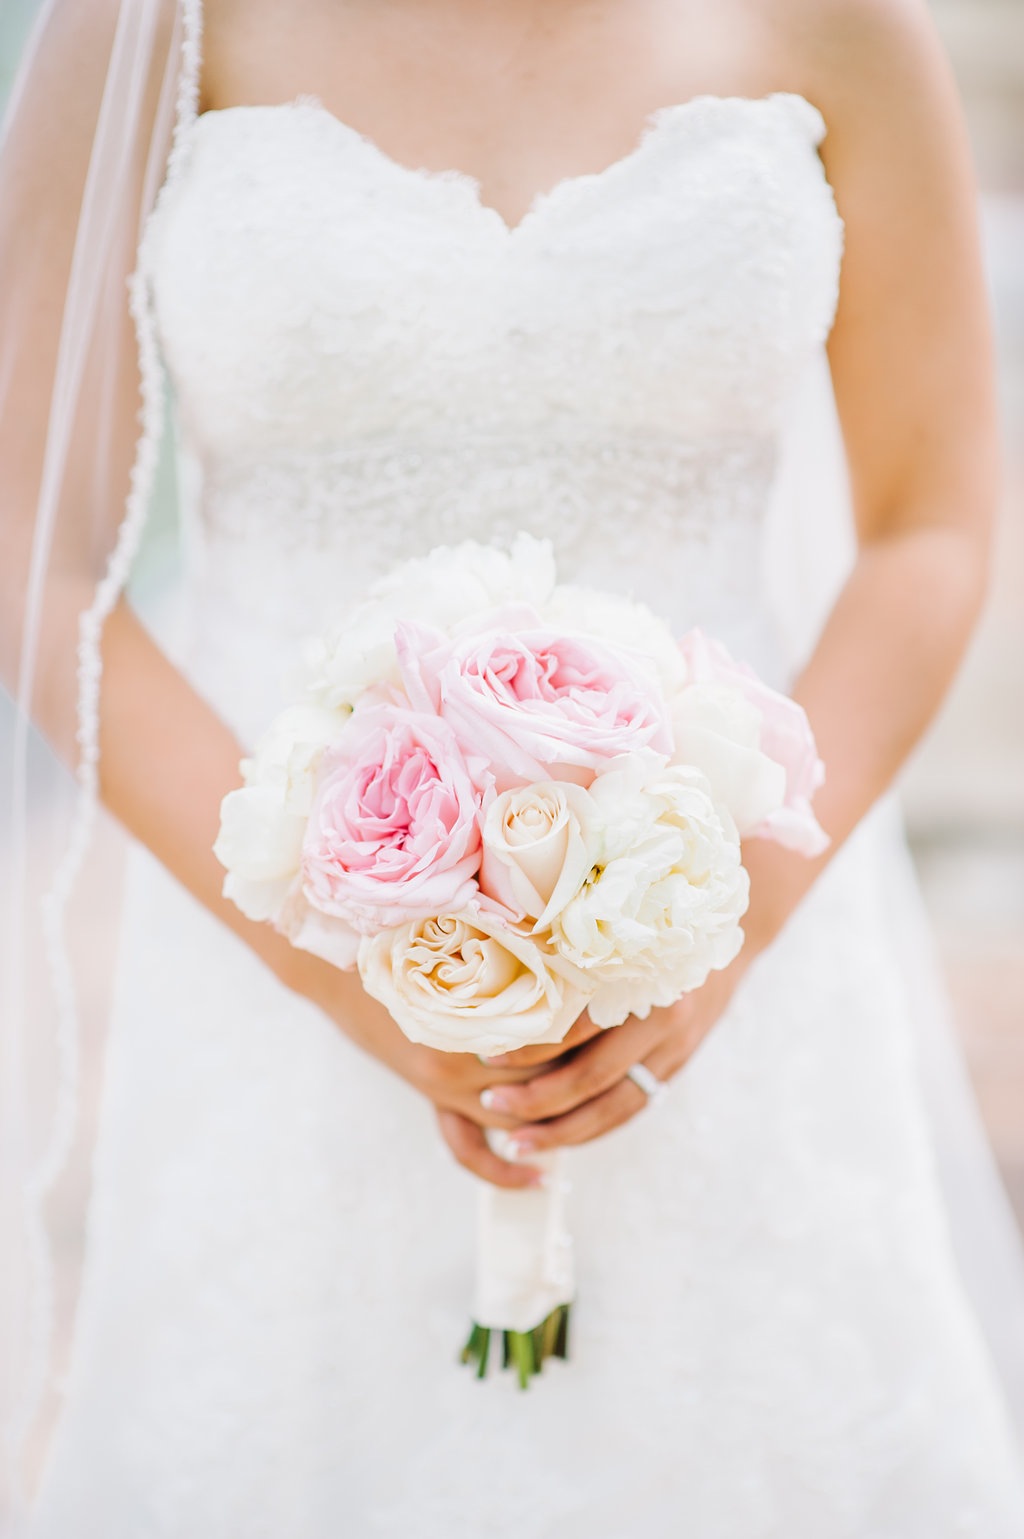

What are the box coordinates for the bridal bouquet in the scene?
[214,534,827,1383]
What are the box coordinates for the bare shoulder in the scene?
[765,0,962,137]
[770,0,942,61]
[756,0,980,273]
[761,0,997,545]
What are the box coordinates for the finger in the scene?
[481,1012,603,1070]
[417,1049,543,1115]
[506,1076,650,1153]
[507,1014,715,1152]
[456,1094,529,1133]
[418,1056,530,1130]
[436,1108,544,1190]
[480,1012,666,1123]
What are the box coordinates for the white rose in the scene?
[306,608,406,711]
[358,908,587,1056]
[309,533,558,709]
[550,763,749,1027]
[215,786,305,897]
[379,531,557,619]
[216,794,360,969]
[670,682,787,835]
[479,782,599,930]
[275,886,361,972]
[244,703,346,815]
[214,702,346,922]
[541,584,688,696]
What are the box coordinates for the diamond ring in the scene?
[625,1062,667,1108]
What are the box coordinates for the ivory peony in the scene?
[551,763,749,1027]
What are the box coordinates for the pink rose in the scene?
[397,613,673,791]
[677,629,829,856]
[301,704,485,932]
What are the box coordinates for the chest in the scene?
[143,93,844,457]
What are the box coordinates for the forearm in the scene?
[47,596,371,1037]
[741,517,989,952]
[93,601,293,973]
[8,589,552,1177]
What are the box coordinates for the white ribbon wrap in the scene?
[473,1137,575,1332]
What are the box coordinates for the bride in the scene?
[3,0,1024,1532]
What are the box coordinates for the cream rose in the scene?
[358,908,587,1056]
[275,887,361,972]
[478,782,599,930]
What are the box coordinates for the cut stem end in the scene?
[460,1303,572,1388]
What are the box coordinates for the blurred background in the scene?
[1,0,1022,1232]
[903,0,1024,1228]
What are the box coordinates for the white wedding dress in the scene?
[26,67,1024,1539]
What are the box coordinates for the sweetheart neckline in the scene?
[191,90,830,240]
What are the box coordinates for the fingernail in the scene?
[479,1089,509,1112]
[526,1170,550,1190]
[507,1135,537,1158]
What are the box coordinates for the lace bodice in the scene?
[141,91,844,738]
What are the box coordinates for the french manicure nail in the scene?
[479,1088,507,1111]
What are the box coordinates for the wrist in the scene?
[267,932,425,1088]
[739,836,830,959]
[258,925,336,1009]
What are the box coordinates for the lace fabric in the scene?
[145,94,842,454]
[142,90,842,739]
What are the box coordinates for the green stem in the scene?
[509,1329,529,1389]
[460,1302,573,1388]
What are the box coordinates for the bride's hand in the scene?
[457,955,751,1160]
[297,947,599,1188]
[428,1013,600,1189]
[463,849,789,1165]
[407,1008,598,1186]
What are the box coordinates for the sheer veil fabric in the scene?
[0,0,199,1519]
[1,0,1023,1528]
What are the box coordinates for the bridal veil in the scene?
[1,1,199,1521]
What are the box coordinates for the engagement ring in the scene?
[625,1062,667,1109]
